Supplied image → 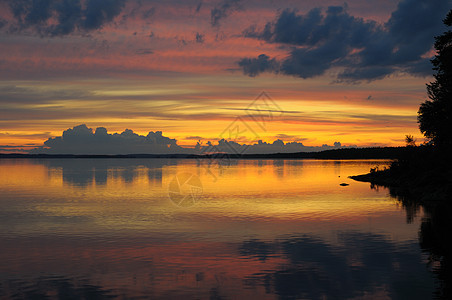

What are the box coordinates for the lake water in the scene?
[0,159,440,299]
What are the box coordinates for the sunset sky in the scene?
[0,0,450,153]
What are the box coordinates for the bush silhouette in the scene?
[418,10,452,150]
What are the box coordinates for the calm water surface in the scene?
[0,159,438,299]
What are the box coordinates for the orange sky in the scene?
[0,0,448,153]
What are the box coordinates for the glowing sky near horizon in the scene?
[0,0,450,152]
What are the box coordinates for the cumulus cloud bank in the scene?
[4,0,126,36]
[31,124,185,154]
[31,124,351,155]
[196,139,347,155]
[240,0,449,82]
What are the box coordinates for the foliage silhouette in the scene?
[405,134,416,147]
[418,10,452,150]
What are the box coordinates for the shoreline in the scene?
[0,147,406,160]
[350,168,451,203]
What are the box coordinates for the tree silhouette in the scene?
[405,134,416,147]
[418,10,452,149]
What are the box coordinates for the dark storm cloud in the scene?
[4,0,126,36]
[337,66,395,82]
[211,0,241,27]
[238,54,279,77]
[240,0,450,82]
[83,0,125,30]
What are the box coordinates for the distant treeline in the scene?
[0,147,406,159]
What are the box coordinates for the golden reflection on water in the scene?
[0,159,411,238]
[0,158,434,299]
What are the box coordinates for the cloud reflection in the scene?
[43,158,174,187]
[240,232,434,299]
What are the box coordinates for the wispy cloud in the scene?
[221,107,301,114]
[211,0,242,27]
